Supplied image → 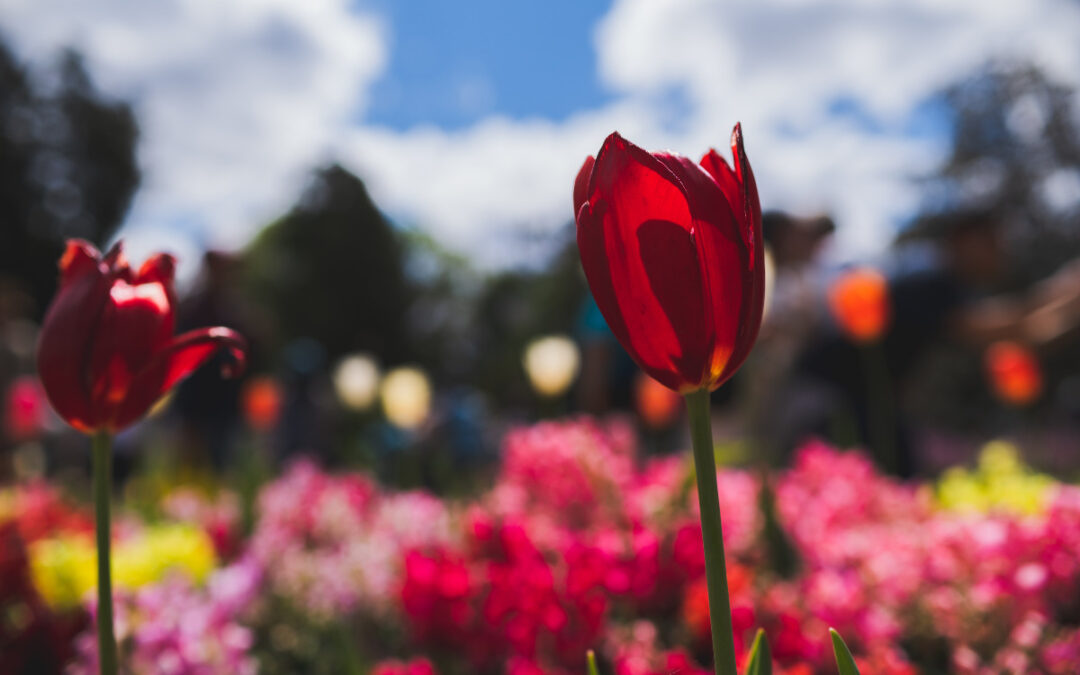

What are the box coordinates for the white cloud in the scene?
[2,0,1078,271]
[0,0,385,278]
[342,0,1079,266]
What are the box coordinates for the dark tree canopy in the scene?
[243,165,413,366]
[0,43,140,315]
[907,62,1080,278]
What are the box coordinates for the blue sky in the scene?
[362,0,614,130]
[1,0,1078,275]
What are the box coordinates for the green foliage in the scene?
[470,229,586,403]
[829,628,861,675]
[743,629,772,675]
[243,165,413,366]
[759,473,799,578]
[586,649,600,675]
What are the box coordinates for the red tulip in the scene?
[36,240,246,433]
[574,124,764,392]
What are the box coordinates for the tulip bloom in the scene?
[36,240,246,433]
[574,125,764,393]
[985,340,1042,406]
[827,267,890,343]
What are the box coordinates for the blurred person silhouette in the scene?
[777,208,1080,475]
[742,211,835,457]
[0,280,40,479]
[172,251,266,471]
[574,294,637,415]
[277,337,334,463]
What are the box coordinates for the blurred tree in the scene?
[900,61,1080,436]
[243,165,413,366]
[910,61,1080,279]
[472,228,587,405]
[0,43,139,315]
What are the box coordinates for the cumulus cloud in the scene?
[0,0,385,276]
[347,0,1080,266]
[2,0,1078,270]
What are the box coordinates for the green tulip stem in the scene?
[684,389,738,675]
[859,341,897,474]
[92,431,117,675]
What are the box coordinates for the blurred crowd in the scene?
[575,206,1080,477]
[3,201,1080,490]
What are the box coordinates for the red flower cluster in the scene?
[0,510,88,673]
[371,657,436,675]
[401,519,609,672]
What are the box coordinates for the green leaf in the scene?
[586,649,600,675]
[742,628,772,675]
[829,628,861,675]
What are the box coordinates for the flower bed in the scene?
[2,418,1079,674]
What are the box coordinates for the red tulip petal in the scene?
[58,240,105,287]
[701,124,761,259]
[102,241,134,281]
[112,327,247,430]
[37,241,112,432]
[579,132,709,390]
[713,124,765,383]
[573,155,595,217]
[653,152,748,385]
[135,253,176,286]
[86,279,176,422]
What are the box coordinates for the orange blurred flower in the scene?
[827,267,891,342]
[242,375,283,431]
[633,371,682,429]
[985,341,1042,406]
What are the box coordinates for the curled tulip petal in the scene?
[113,327,247,430]
[574,126,765,392]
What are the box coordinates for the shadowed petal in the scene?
[573,155,595,218]
[57,240,106,288]
[36,242,112,432]
[580,132,709,390]
[87,279,175,420]
[112,327,247,430]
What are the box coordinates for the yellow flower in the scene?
[935,442,1055,516]
[30,524,216,610]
